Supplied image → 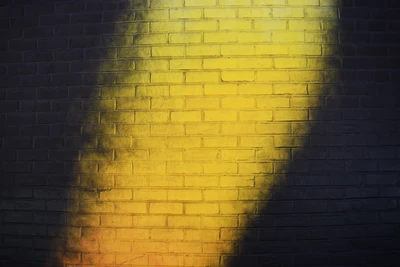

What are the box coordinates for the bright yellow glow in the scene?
[56,0,340,266]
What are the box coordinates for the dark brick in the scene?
[69,36,100,48]
[16,200,45,211]
[19,125,49,136]
[0,149,16,161]
[23,51,52,62]
[85,48,117,60]
[2,162,32,173]
[0,76,20,87]
[40,15,69,26]
[23,27,52,39]
[37,87,68,99]
[33,188,65,199]
[51,100,82,112]
[34,137,64,149]
[8,40,37,51]
[51,74,83,86]
[70,12,103,24]
[68,86,100,98]
[33,162,65,174]
[329,174,363,186]
[21,75,50,87]
[54,2,84,13]
[37,38,68,50]
[54,49,84,61]
[2,186,32,198]
[66,137,97,149]
[37,112,67,124]
[23,4,54,16]
[33,212,66,225]
[84,73,116,85]
[7,63,36,75]
[84,23,116,35]
[17,149,47,161]
[10,17,38,28]
[327,147,363,159]
[3,211,32,223]
[53,25,83,37]
[50,124,81,136]
[3,137,32,149]
[20,101,50,112]
[14,174,46,186]
[69,61,100,72]
[0,100,19,112]
[48,149,79,161]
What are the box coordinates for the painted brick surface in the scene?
[1,0,400,267]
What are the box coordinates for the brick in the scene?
[170,9,202,19]
[150,203,183,214]
[186,203,219,214]
[220,150,255,161]
[239,110,273,121]
[204,190,238,200]
[135,189,167,201]
[151,21,183,32]
[221,123,256,135]
[204,8,236,18]
[274,109,308,121]
[170,59,202,69]
[254,0,285,4]
[135,111,169,123]
[149,255,184,266]
[185,21,218,31]
[220,202,256,214]
[170,33,202,44]
[186,98,220,109]
[204,111,237,121]
[186,45,220,56]
[204,137,237,147]
[203,216,238,228]
[134,215,167,227]
[169,242,202,253]
[152,46,185,57]
[100,189,132,200]
[99,240,131,253]
[114,202,147,214]
[186,71,219,82]
[185,230,219,241]
[132,242,167,253]
[222,71,255,82]
[273,7,304,18]
[171,111,201,122]
[185,149,220,160]
[134,162,166,174]
[305,7,337,18]
[151,125,185,136]
[170,85,203,96]
[152,98,185,109]
[168,190,202,200]
[220,20,252,30]
[151,72,184,83]
[150,229,184,240]
[168,216,201,228]
[204,32,237,43]
[185,0,216,6]
[167,162,202,174]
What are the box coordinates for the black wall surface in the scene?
[1,1,400,267]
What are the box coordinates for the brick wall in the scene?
[1,0,399,266]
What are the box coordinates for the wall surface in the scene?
[0,0,399,267]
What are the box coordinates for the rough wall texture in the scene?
[0,0,399,267]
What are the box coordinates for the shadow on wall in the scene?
[0,1,146,266]
[226,1,400,267]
